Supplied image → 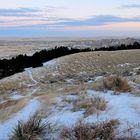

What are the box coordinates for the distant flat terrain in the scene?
[0,37,139,59]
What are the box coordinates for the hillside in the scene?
[0,50,140,139]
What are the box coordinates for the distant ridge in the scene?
[94,42,140,51]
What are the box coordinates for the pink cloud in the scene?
[56,22,140,32]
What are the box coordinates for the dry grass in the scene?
[61,96,74,104]
[0,75,34,96]
[73,96,107,117]
[12,98,30,113]
[0,98,29,121]
[37,90,64,116]
[10,114,55,140]
[54,50,140,76]
[62,85,83,94]
[92,81,105,91]
[60,120,139,140]
[60,119,119,140]
[92,75,131,92]
[118,137,137,140]
[61,82,94,95]
[103,76,131,92]
[131,89,140,96]
[0,81,20,93]
[0,100,18,110]
[136,68,140,75]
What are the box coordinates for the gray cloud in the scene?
[54,15,140,26]
[0,6,65,17]
[0,8,40,17]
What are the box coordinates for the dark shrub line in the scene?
[0,46,91,79]
[94,42,140,51]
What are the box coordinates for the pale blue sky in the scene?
[0,0,140,37]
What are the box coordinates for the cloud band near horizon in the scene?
[0,1,140,37]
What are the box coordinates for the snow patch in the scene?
[28,87,40,96]
[94,76,104,81]
[48,111,84,127]
[10,95,24,100]
[86,90,140,125]
[117,63,131,67]
[43,60,56,67]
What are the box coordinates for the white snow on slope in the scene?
[87,90,140,123]
[0,99,41,140]
[25,68,38,84]
[43,59,60,76]
[28,87,40,96]
[48,111,84,127]
[10,94,24,100]
[94,76,104,82]
[86,90,140,127]
[117,63,132,67]
[43,59,56,67]
[47,89,140,137]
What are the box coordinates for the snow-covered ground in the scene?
[43,59,57,67]
[9,94,24,100]
[46,89,140,138]
[86,90,140,123]
[116,63,132,67]
[0,60,140,139]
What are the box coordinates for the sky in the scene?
[0,0,140,37]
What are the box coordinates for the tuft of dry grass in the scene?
[60,119,119,140]
[73,96,107,117]
[10,114,54,140]
[93,75,131,92]
[103,75,132,92]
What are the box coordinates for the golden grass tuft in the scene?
[103,76,131,92]
[93,75,132,92]
[10,114,55,140]
[60,119,119,140]
[73,96,107,117]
